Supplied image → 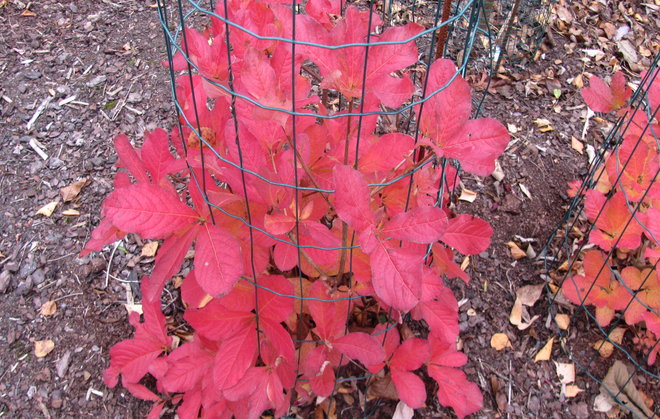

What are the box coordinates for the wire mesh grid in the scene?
[484,0,555,67]
[543,55,660,418]
[151,0,494,415]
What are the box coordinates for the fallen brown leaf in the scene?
[555,314,570,330]
[490,333,513,351]
[36,201,58,217]
[40,300,57,317]
[534,337,554,362]
[141,241,159,257]
[564,384,584,398]
[507,241,526,260]
[594,327,626,358]
[571,136,584,154]
[510,283,544,330]
[20,9,36,17]
[59,178,88,202]
[34,339,55,358]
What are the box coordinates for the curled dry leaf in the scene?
[36,201,58,217]
[555,314,570,330]
[141,241,160,257]
[534,337,554,362]
[490,333,513,351]
[34,339,55,358]
[491,160,505,181]
[458,187,477,203]
[507,241,526,260]
[598,360,654,418]
[59,178,88,202]
[510,283,544,330]
[40,300,57,317]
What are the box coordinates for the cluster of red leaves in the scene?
[564,70,660,365]
[83,0,511,417]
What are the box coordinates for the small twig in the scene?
[52,292,83,303]
[28,138,48,160]
[104,240,122,289]
[26,96,52,131]
[46,252,78,263]
[507,359,512,419]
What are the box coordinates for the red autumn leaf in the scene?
[104,281,172,387]
[145,226,199,301]
[581,71,632,113]
[368,233,423,311]
[333,164,375,232]
[260,318,296,364]
[432,243,470,284]
[621,266,660,326]
[79,217,124,257]
[308,280,349,341]
[102,184,198,238]
[223,367,272,419]
[419,59,509,176]
[333,332,386,366]
[605,136,659,202]
[381,206,448,243]
[105,339,165,387]
[161,340,214,393]
[299,7,421,109]
[585,190,643,251]
[390,337,430,372]
[414,299,459,344]
[213,331,258,390]
[304,345,335,397]
[440,214,493,255]
[428,365,483,419]
[428,336,482,418]
[359,133,414,174]
[140,128,177,184]
[391,370,427,409]
[194,224,244,297]
[123,381,161,402]
[264,213,295,235]
[185,300,253,341]
[114,134,150,184]
[256,275,295,323]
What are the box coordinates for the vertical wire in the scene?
[157,0,189,158]
[220,0,262,355]
[289,0,307,398]
[400,0,445,213]
[333,1,377,415]
[176,0,216,224]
